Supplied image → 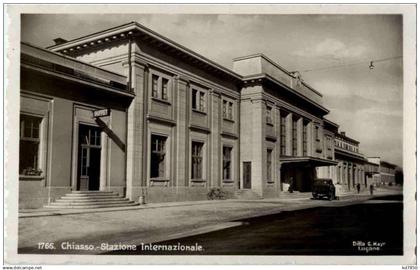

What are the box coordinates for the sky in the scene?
[21,13,403,167]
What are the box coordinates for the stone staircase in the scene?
[45,191,140,209]
[234,189,263,200]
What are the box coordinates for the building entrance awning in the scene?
[280,156,338,167]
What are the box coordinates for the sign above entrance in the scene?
[93,108,110,118]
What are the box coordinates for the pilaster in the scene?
[175,76,189,187]
[209,89,221,187]
[285,112,293,156]
[125,60,148,200]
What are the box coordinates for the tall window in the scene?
[267,149,272,182]
[223,100,234,120]
[151,135,166,178]
[192,89,206,113]
[303,122,308,156]
[191,142,204,179]
[20,114,42,175]
[151,74,169,101]
[161,78,168,100]
[292,118,298,156]
[327,137,332,150]
[266,106,273,124]
[199,92,205,111]
[280,112,287,156]
[315,126,320,141]
[152,74,159,98]
[222,146,232,181]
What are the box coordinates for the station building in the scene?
[19,21,371,208]
[333,131,366,192]
[365,157,381,187]
[379,160,398,185]
[20,42,133,208]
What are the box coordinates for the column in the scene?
[125,60,148,201]
[99,131,109,191]
[297,117,303,156]
[209,89,221,187]
[285,113,293,156]
[175,76,189,187]
[251,99,265,196]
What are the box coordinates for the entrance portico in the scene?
[280,156,338,192]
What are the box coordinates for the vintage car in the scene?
[312,178,337,200]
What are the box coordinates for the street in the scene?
[18,189,403,255]
[110,194,403,255]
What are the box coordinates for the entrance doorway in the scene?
[77,124,101,191]
[243,162,251,189]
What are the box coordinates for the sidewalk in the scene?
[19,190,316,218]
[18,188,402,254]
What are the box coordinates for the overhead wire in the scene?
[297,55,402,73]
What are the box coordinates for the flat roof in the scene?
[242,73,329,115]
[22,42,132,97]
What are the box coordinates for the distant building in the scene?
[365,157,380,187]
[379,160,398,185]
[333,131,366,193]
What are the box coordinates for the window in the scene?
[315,126,320,141]
[199,92,205,111]
[20,114,42,175]
[222,146,232,181]
[191,142,204,179]
[327,137,332,150]
[161,78,168,100]
[150,135,167,178]
[79,125,101,146]
[192,88,206,113]
[192,89,197,110]
[267,149,272,182]
[292,118,298,156]
[151,74,170,101]
[223,100,234,120]
[152,74,159,98]
[266,106,272,124]
[303,121,308,156]
[280,112,287,156]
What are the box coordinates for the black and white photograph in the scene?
[3,3,417,266]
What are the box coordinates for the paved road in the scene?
[110,194,403,256]
[18,189,402,255]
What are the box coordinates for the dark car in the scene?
[312,178,336,200]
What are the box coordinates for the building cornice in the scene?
[335,148,365,162]
[335,132,360,144]
[242,73,329,116]
[47,21,243,83]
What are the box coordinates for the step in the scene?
[45,202,140,209]
[57,196,127,202]
[71,191,116,194]
[49,200,133,206]
[63,193,121,198]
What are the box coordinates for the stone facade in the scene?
[19,22,382,208]
[19,43,133,208]
[333,131,366,193]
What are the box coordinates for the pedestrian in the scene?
[288,177,294,193]
[369,184,374,195]
[356,183,361,194]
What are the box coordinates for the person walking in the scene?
[288,177,294,193]
[356,183,361,194]
[369,184,374,195]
